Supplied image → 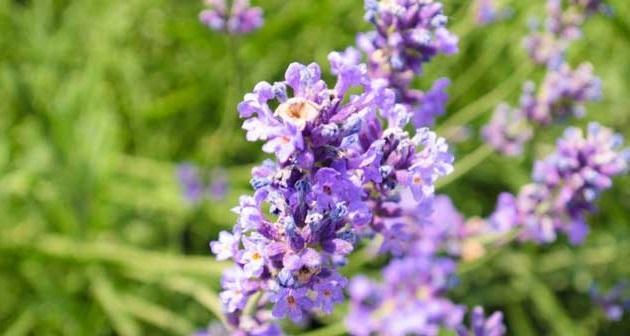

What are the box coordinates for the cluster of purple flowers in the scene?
[358,0,458,127]
[483,0,604,156]
[346,192,510,335]
[488,123,628,244]
[200,0,628,334]
[199,0,263,34]
[177,164,229,203]
[483,62,601,155]
[523,0,607,67]
[211,47,455,333]
[520,62,601,124]
[347,258,465,336]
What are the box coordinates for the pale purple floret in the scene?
[177,164,205,203]
[482,103,533,156]
[210,231,239,261]
[199,0,263,35]
[313,280,345,314]
[271,287,313,323]
[177,164,230,203]
[209,168,229,200]
[457,306,507,336]
[486,193,520,233]
[590,282,630,321]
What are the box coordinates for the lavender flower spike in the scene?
[214,50,454,334]
[488,123,629,245]
[523,0,608,67]
[522,63,601,125]
[358,0,458,126]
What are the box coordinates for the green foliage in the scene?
[0,0,629,334]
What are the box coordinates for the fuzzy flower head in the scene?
[522,63,601,125]
[523,0,607,66]
[358,0,457,127]
[504,123,629,244]
[347,256,466,336]
[215,52,454,333]
[199,0,263,34]
[360,0,458,78]
[533,123,628,211]
[482,103,533,156]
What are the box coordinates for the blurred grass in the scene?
[0,0,629,334]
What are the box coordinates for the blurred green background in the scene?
[1,0,629,334]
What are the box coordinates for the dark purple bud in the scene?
[284,217,305,251]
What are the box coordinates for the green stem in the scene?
[89,270,142,336]
[436,144,494,189]
[300,321,347,336]
[3,308,36,336]
[243,291,263,317]
[0,232,227,278]
[216,35,244,153]
[437,64,534,139]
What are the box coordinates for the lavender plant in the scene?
[202,0,628,335]
[483,0,605,156]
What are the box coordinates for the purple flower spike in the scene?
[209,2,466,334]
[213,47,455,333]
[523,63,601,125]
[357,0,458,126]
[487,123,628,244]
[523,0,607,67]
